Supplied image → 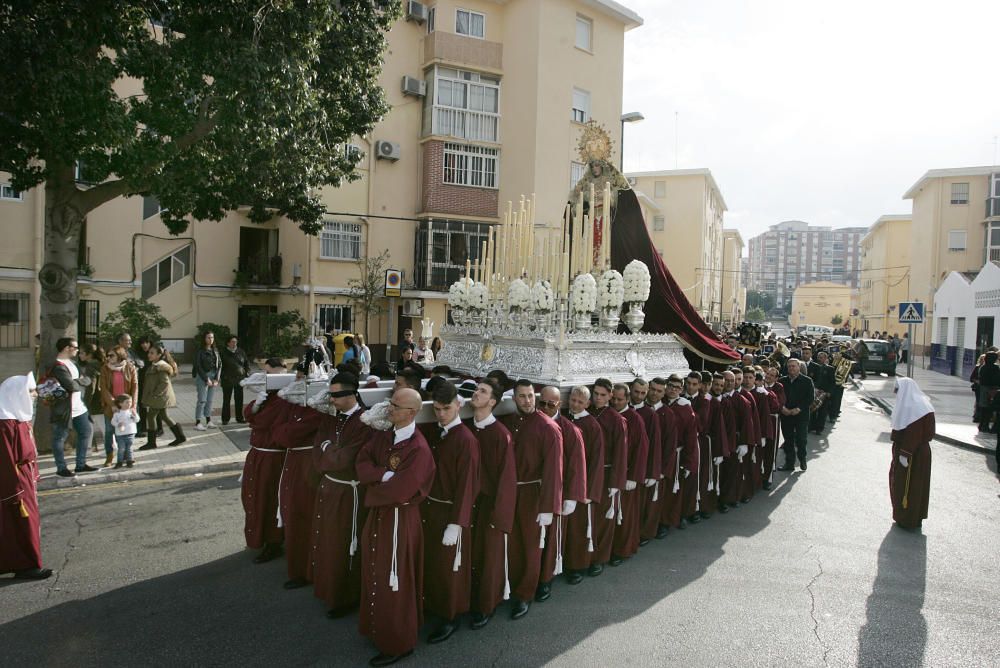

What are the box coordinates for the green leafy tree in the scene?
[99,297,170,346]
[746,290,775,313]
[0,1,400,370]
[261,310,310,359]
[348,249,391,342]
[197,322,234,348]
[746,306,767,322]
[830,313,843,325]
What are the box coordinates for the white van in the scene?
[801,324,834,338]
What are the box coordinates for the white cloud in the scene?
[621,0,1000,243]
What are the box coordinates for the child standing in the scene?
[110,394,139,468]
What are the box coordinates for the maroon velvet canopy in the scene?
[610,188,740,366]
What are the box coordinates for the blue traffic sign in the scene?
[898,302,924,324]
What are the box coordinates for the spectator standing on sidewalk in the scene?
[900,333,910,366]
[77,343,106,463]
[48,338,96,477]
[193,330,221,431]
[110,394,139,468]
[355,334,372,376]
[100,346,139,466]
[140,345,186,450]
[220,335,251,425]
[976,351,1000,433]
[134,336,152,432]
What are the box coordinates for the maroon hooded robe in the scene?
[639,403,673,540]
[274,402,325,582]
[241,394,291,548]
[666,397,699,525]
[357,426,436,657]
[309,406,373,611]
[564,411,605,572]
[612,406,648,558]
[591,406,627,564]
[541,413,587,582]
[0,420,42,572]
[889,413,934,528]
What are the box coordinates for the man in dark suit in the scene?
[808,350,836,434]
[778,358,814,472]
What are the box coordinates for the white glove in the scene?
[380,471,395,482]
[736,445,748,458]
[898,454,909,467]
[683,468,691,479]
[625,480,637,491]
[256,390,268,405]
[536,512,553,527]
[713,456,724,465]
[608,488,620,497]
[644,478,657,487]
[442,524,461,546]
[561,499,577,515]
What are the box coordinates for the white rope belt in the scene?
[695,436,702,512]
[517,479,541,486]
[503,533,511,600]
[706,435,714,492]
[426,495,462,571]
[288,445,312,451]
[1,489,24,503]
[586,503,594,552]
[770,415,780,484]
[553,515,563,576]
[388,501,410,593]
[427,495,453,504]
[324,474,360,557]
[672,446,682,494]
[251,446,283,453]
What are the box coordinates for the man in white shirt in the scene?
[48,337,96,476]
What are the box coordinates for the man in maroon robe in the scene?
[763,367,785,490]
[753,370,781,491]
[356,388,436,666]
[630,379,663,545]
[704,373,732,516]
[501,379,562,620]
[643,379,676,540]
[610,383,648,560]
[0,373,51,580]
[663,375,698,530]
[563,386,605,583]
[589,378,628,569]
[719,371,753,511]
[536,385,587,600]
[423,382,480,644]
[467,379,517,629]
[275,391,325,589]
[241,360,291,563]
[737,367,763,501]
[685,372,712,521]
[309,372,373,618]
[889,379,935,530]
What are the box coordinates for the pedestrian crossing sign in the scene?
[898,302,924,324]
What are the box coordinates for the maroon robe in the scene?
[689,393,714,515]
[357,427,436,657]
[665,398,699,524]
[241,394,291,548]
[309,407,373,610]
[740,388,763,497]
[274,402,324,581]
[591,406,627,564]
[612,406,648,558]
[501,410,562,601]
[422,421,480,620]
[763,383,785,484]
[889,413,934,528]
[469,418,517,616]
[720,392,753,506]
[639,403,672,540]
[541,413,587,582]
[0,420,42,572]
[564,412,605,572]
[754,387,780,486]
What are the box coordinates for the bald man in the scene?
[356,388,436,666]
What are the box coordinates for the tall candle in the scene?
[589,183,596,272]
[479,240,486,282]
[604,180,613,269]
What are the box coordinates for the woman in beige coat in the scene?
[140,345,186,450]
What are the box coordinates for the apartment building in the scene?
[856,214,912,338]
[721,230,746,327]
[0,0,643,364]
[627,169,728,326]
[747,220,866,311]
[902,166,1000,354]
[789,281,854,330]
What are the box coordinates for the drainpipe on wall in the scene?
[32,186,44,343]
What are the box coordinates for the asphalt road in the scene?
[2,389,998,667]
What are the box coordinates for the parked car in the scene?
[853,339,896,376]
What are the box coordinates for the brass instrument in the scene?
[810,388,826,412]
[833,355,853,386]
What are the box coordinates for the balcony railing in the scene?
[989,247,1000,265]
[237,255,282,286]
[432,107,500,143]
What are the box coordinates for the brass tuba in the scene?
[834,355,853,386]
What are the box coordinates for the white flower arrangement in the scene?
[448,280,469,308]
[508,278,531,310]
[531,280,555,312]
[598,269,625,309]
[623,260,651,303]
[467,282,490,311]
[360,399,394,431]
[571,273,597,314]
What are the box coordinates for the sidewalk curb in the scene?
[856,384,996,456]
[37,459,245,492]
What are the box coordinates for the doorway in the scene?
[239,305,277,358]
[976,316,994,355]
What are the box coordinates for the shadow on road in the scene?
[856,528,927,668]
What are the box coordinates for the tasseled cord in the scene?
[503,534,511,600]
[389,508,400,592]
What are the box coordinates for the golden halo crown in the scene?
[577,120,614,164]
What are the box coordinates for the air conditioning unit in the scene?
[375,140,401,161]
[627,177,637,186]
[401,75,426,98]
[402,298,423,317]
[405,1,428,23]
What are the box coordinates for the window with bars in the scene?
[316,304,352,333]
[653,216,665,231]
[950,182,969,205]
[428,66,500,143]
[415,219,490,290]
[443,143,499,188]
[141,245,191,299]
[937,317,948,357]
[320,221,362,260]
[954,317,966,348]
[0,292,29,348]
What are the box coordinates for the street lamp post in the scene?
[620,111,644,170]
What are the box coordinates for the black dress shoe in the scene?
[687,514,702,524]
[283,577,308,590]
[699,511,711,520]
[470,611,493,629]
[74,464,98,473]
[799,461,808,471]
[13,567,53,580]
[762,481,772,491]
[740,497,750,504]
[138,443,157,451]
[428,621,458,644]
[677,518,687,530]
[639,538,650,547]
[56,469,75,478]
[609,555,624,567]
[369,650,413,667]
[565,571,584,585]
[534,581,551,602]
[655,525,670,539]
[718,504,730,514]
[587,563,604,577]
[326,603,358,619]
[510,599,530,620]
[253,543,283,564]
